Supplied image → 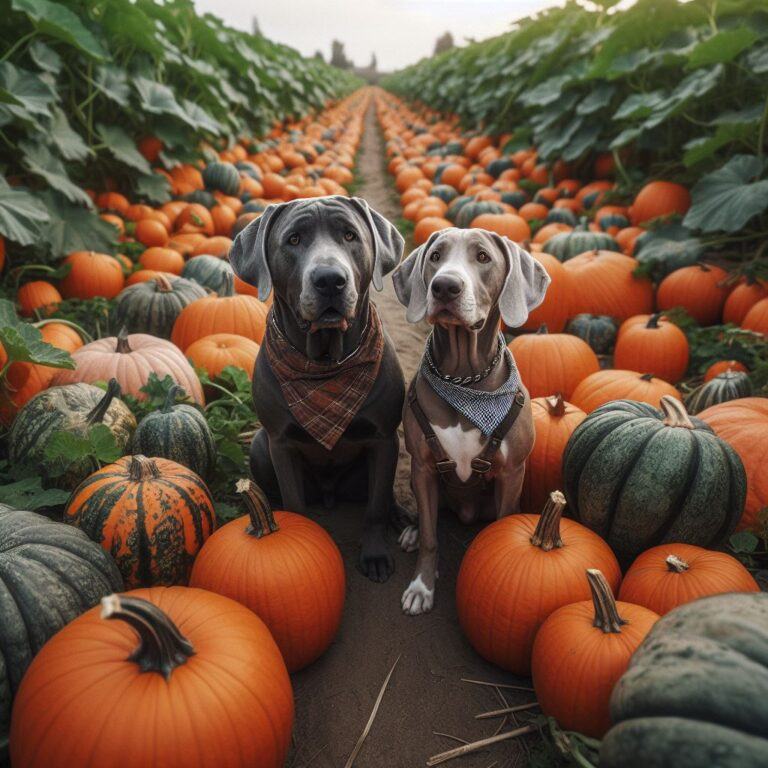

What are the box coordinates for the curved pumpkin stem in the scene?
[545,393,565,417]
[161,384,185,413]
[101,594,195,679]
[660,396,695,429]
[116,326,132,354]
[129,455,161,481]
[587,568,627,634]
[645,312,663,329]
[666,554,690,573]
[536,324,549,335]
[530,491,566,551]
[154,274,174,293]
[237,478,280,538]
[639,373,655,382]
[87,378,121,425]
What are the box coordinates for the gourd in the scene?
[202,161,241,195]
[565,314,617,355]
[685,371,753,414]
[543,220,619,262]
[181,253,234,294]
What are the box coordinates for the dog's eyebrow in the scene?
[280,211,316,231]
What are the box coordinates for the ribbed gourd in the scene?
[543,221,619,261]
[181,254,234,294]
[202,161,241,196]
[685,371,753,415]
[565,314,618,354]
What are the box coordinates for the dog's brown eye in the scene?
[429,251,440,262]
[288,233,300,246]
[477,251,490,264]
[344,230,356,241]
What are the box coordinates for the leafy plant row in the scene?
[0,0,359,260]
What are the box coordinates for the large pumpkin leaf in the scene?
[634,224,704,278]
[576,82,615,115]
[683,123,754,167]
[38,191,117,255]
[28,41,62,74]
[0,475,69,510]
[687,27,760,68]
[684,155,768,233]
[0,299,74,369]
[93,65,131,107]
[133,76,195,126]
[0,61,56,120]
[744,42,768,73]
[49,107,91,161]
[133,171,171,204]
[0,178,49,246]
[97,124,151,173]
[19,140,93,207]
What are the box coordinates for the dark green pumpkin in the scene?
[0,505,123,760]
[8,380,136,489]
[500,190,528,208]
[546,207,578,226]
[563,397,745,566]
[242,199,268,214]
[111,274,206,339]
[445,195,475,222]
[455,200,506,229]
[601,592,768,768]
[202,161,240,196]
[634,226,704,279]
[566,313,618,354]
[598,212,630,231]
[430,184,459,203]
[686,371,753,415]
[235,160,261,179]
[181,189,217,208]
[486,157,514,178]
[543,219,619,261]
[181,254,233,294]
[130,385,216,479]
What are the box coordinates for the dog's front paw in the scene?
[398,524,419,553]
[358,530,394,583]
[401,575,434,615]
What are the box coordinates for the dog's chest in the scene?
[431,421,507,482]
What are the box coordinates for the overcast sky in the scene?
[192,0,558,72]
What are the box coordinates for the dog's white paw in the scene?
[398,524,419,553]
[401,575,434,615]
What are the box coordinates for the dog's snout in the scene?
[312,265,347,297]
[431,273,464,301]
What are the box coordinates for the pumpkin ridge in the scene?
[153,476,213,548]
[135,479,154,588]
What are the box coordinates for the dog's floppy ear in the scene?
[492,233,551,328]
[228,201,290,302]
[392,230,442,323]
[348,196,404,291]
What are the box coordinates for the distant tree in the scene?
[330,40,352,69]
[251,16,261,36]
[368,53,378,71]
[314,50,325,62]
[433,32,454,55]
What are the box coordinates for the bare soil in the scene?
[286,106,534,768]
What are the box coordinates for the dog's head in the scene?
[392,227,549,331]
[229,196,403,333]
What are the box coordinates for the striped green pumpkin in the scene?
[686,371,753,415]
[182,254,233,294]
[130,385,216,479]
[563,396,745,566]
[202,161,240,195]
[543,220,619,261]
[546,207,578,226]
[455,200,506,229]
[566,314,618,355]
[111,274,206,339]
[430,184,459,203]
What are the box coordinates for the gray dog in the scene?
[229,196,405,582]
[393,227,550,613]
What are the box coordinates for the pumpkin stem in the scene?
[639,373,655,382]
[545,393,565,417]
[666,554,690,573]
[537,324,549,335]
[116,326,132,354]
[587,568,627,634]
[646,312,663,329]
[87,378,121,424]
[237,478,280,538]
[660,396,695,429]
[530,491,566,551]
[154,274,174,293]
[129,455,161,481]
[100,594,195,679]
[161,384,185,413]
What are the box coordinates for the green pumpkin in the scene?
[598,212,629,231]
[601,592,768,768]
[430,184,459,203]
[181,189,217,208]
[543,219,619,261]
[486,157,514,178]
[182,254,233,294]
[8,380,136,490]
[202,161,241,196]
[634,226,704,279]
[445,195,475,222]
[546,207,578,226]
[235,160,261,179]
[0,505,123,760]
[500,190,528,208]
[566,313,617,354]
[130,385,216,479]
[563,397,745,566]
[686,371,753,415]
[242,199,268,213]
[111,274,206,339]
[455,200,505,229]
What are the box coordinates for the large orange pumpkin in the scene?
[10,587,293,768]
[457,493,621,676]
[17,281,62,317]
[741,296,768,335]
[190,479,345,672]
[185,333,260,379]
[59,251,125,300]
[618,543,759,616]
[520,253,572,332]
[722,277,767,325]
[613,312,689,383]
[470,212,530,242]
[656,264,730,325]
[531,569,658,738]
[629,181,691,226]
[570,370,681,413]
[65,455,216,587]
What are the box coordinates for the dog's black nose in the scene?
[431,274,463,301]
[312,265,347,297]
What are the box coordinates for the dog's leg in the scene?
[359,435,398,583]
[494,460,526,518]
[267,438,307,515]
[402,463,440,615]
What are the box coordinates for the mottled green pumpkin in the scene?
[566,313,618,355]
[181,254,233,294]
[445,195,475,222]
[130,385,216,478]
[545,207,578,226]
[543,220,619,262]
[455,200,506,229]
[563,397,745,566]
[111,274,206,339]
[8,380,136,489]
[430,184,459,203]
[601,592,768,768]
[486,157,514,178]
[598,213,630,231]
[500,190,528,208]
[202,161,240,196]
[686,371,753,415]
[242,199,268,213]
[0,505,123,760]
[181,189,217,208]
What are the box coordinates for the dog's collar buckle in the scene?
[470,458,492,474]
[435,459,458,474]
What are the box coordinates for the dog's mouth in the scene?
[305,308,349,334]
[428,308,484,331]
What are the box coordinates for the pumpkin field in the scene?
[1,0,767,766]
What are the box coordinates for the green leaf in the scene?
[0,300,74,369]
[49,107,91,161]
[708,104,764,126]
[575,82,615,115]
[134,76,195,126]
[28,40,62,74]
[613,90,666,121]
[133,172,171,204]
[39,190,118,255]
[20,140,93,207]
[744,42,768,74]
[88,423,122,464]
[683,123,753,167]
[684,155,768,234]
[0,476,69,510]
[11,0,106,59]
[634,224,704,278]
[97,124,151,173]
[730,530,760,554]
[0,177,50,246]
[93,65,131,107]
[44,430,92,468]
[0,61,56,119]
[180,99,221,134]
[687,27,759,68]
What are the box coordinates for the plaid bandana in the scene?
[265,304,385,450]
[421,335,522,436]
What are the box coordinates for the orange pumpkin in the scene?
[65,455,216,587]
[10,587,293,768]
[618,543,759,616]
[722,277,767,325]
[185,333,260,379]
[613,312,689,383]
[470,212,530,242]
[457,493,621,676]
[629,181,691,225]
[135,218,169,248]
[190,479,345,672]
[413,216,452,245]
[520,253,572,333]
[570,370,681,413]
[17,281,61,317]
[704,359,748,381]
[742,296,768,335]
[36,321,83,352]
[139,247,185,275]
[656,264,730,326]
[531,569,658,738]
[59,251,125,300]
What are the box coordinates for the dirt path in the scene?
[287,104,532,768]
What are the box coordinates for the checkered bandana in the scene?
[421,335,522,436]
